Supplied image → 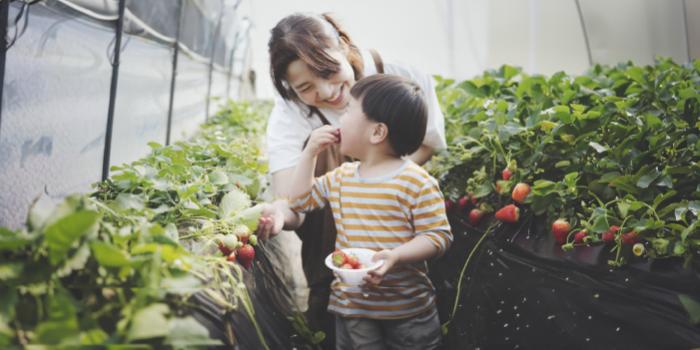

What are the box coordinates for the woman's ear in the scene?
[369,123,389,144]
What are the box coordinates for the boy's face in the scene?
[339,96,375,158]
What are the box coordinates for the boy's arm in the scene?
[256,125,340,239]
[288,125,339,200]
[365,179,452,285]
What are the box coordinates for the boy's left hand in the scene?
[363,249,399,286]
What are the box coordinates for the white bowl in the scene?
[325,248,384,286]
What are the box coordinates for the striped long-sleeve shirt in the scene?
[290,160,452,319]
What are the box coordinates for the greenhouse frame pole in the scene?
[204,10,223,121]
[0,0,9,138]
[165,0,183,146]
[225,30,240,99]
[574,0,593,67]
[101,0,126,181]
[683,0,691,63]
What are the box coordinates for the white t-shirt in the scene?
[266,50,447,174]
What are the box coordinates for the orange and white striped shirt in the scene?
[290,160,452,319]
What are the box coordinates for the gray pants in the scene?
[335,306,443,350]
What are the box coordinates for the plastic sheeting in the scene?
[433,214,700,349]
[579,0,689,66]
[0,3,112,229]
[0,0,253,229]
[187,242,311,349]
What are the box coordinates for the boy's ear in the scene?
[369,122,389,144]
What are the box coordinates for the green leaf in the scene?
[0,227,33,251]
[681,221,699,242]
[588,142,609,154]
[0,262,23,281]
[44,211,100,266]
[554,160,571,168]
[637,169,660,189]
[35,289,80,345]
[676,206,689,221]
[551,105,572,123]
[115,193,145,211]
[208,169,229,185]
[234,204,264,232]
[80,328,109,345]
[219,189,251,218]
[689,201,700,217]
[652,190,677,210]
[128,303,170,341]
[91,241,131,268]
[165,316,222,347]
[590,208,610,234]
[617,201,631,218]
[678,294,700,325]
[27,195,55,231]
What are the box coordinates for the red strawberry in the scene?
[445,199,455,212]
[331,249,347,267]
[468,209,484,226]
[346,254,360,269]
[511,183,530,204]
[551,219,571,245]
[458,196,471,211]
[218,243,232,256]
[341,263,353,269]
[621,231,638,245]
[574,230,588,243]
[601,231,615,243]
[469,192,478,205]
[335,128,342,143]
[602,225,620,244]
[495,204,520,223]
[502,167,513,180]
[227,251,237,262]
[237,244,255,269]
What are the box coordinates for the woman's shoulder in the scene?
[382,59,434,89]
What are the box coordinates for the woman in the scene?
[257,13,447,348]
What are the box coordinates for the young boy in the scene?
[262,74,452,349]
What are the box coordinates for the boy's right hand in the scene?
[255,203,285,240]
[304,125,340,156]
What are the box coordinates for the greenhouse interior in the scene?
[0,0,699,349]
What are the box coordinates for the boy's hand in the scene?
[363,249,399,286]
[304,125,340,156]
[255,203,285,240]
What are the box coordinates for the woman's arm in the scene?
[407,144,434,165]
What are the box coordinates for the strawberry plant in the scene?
[0,101,314,348]
[430,58,700,267]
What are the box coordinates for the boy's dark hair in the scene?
[350,74,427,156]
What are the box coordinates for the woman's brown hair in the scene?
[268,13,364,111]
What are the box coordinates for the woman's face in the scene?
[286,48,355,110]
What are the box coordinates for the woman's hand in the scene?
[363,249,400,286]
[304,125,340,157]
[255,203,286,240]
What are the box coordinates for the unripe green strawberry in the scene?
[332,250,347,267]
[221,234,238,249]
